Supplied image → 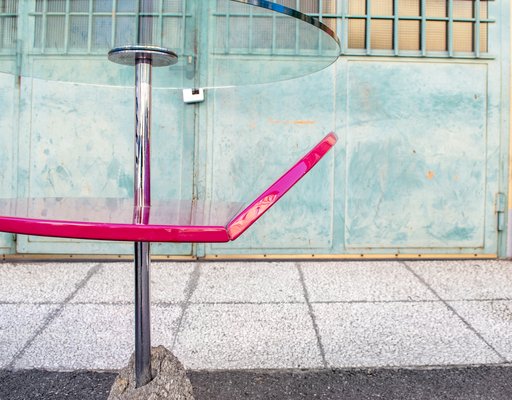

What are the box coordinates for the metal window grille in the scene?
[0,0,17,51]
[13,0,495,58]
[218,0,494,58]
[31,0,190,54]
[213,0,337,56]
[342,0,493,57]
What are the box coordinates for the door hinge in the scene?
[495,192,506,231]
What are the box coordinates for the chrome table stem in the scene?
[108,43,177,388]
[134,57,153,388]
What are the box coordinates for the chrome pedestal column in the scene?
[108,46,178,388]
[134,58,152,388]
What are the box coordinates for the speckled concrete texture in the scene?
[300,261,436,302]
[406,260,512,300]
[1,259,512,372]
[14,304,135,370]
[70,262,194,304]
[0,262,94,303]
[173,303,322,369]
[0,304,57,368]
[313,301,503,367]
[448,300,512,361]
[190,262,303,303]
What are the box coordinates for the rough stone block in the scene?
[108,346,194,400]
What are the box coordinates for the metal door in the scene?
[1,0,509,258]
[201,0,508,258]
[0,0,18,254]
[13,0,197,256]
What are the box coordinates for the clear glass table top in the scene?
[0,0,341,88]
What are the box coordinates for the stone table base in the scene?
[108,346,195,400]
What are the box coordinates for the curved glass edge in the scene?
[0,0,341,88]
[232,0,340,50]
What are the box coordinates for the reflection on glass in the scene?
[69,16,89,50]
[0,0,340,88]
[0,16,16,50]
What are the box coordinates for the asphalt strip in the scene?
[1,365,512,400]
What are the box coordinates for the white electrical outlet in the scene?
[183,88,205,104]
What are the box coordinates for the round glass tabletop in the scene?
[0,0,340,88]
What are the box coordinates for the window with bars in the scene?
[274,0,493,56]
[31,0,189,53]
[0,1,496,58]
[213,0,337,56]
[343,0,492,56]
[0,0,17,51]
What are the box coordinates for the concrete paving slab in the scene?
[313,302,503,368]
[71,262,194,304]
[406,260,512,300]
[151,304,183,349]
[14,303,182,370]
[14,304,134,370]
[448,300,512,362]
[300,261,436,302]
[174,303,322,370]
[71,263,133,304]
[0,263,94,303]
[190,262,303,303]
[151,262,196,303]
[0,304,57,368]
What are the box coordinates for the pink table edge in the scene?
[0,133,337,243]
[226,132,337,240]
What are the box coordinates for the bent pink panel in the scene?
[0,216,230,242]
[0,198,239,242]
[0,134,336,243]
[227,132,337,240]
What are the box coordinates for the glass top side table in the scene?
[0,0,340,389]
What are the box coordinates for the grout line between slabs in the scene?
[8,298,512,306]
[6,263,103,369]
[170,262,201,352]
[296,263,328,368]
[402,261,508,363]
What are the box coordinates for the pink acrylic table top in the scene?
[0,133,337,243]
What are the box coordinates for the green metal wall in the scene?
[0,1,509,258]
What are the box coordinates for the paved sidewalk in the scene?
[1,259,512,372]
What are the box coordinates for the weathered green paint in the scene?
[204,66,338,256]
[203,55,503,257]
[0,73,16,253]
[345,61,489,249]
[14,77,195,255]
[1,2,509,257]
